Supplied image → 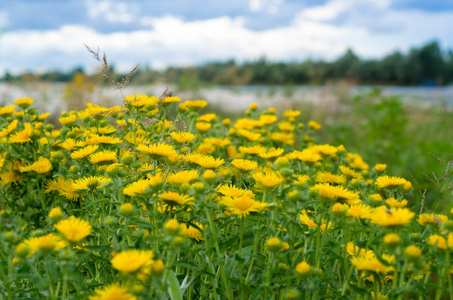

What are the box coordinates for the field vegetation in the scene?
[0,79,452,299]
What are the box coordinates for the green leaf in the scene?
[167,270,183,300]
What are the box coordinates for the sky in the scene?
[0,0,452,75]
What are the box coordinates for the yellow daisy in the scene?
[54,216,93,243]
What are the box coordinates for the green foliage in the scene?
[324,89,453,211]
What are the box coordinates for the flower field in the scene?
[0,94,452,299]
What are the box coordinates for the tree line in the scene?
[3,41,452,86]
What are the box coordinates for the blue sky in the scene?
[0,0,452,74]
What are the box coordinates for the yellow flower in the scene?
[166,170,199,186]
[270,132,295,145]
[71,145,99,159]
[375,176,407,189]
[311,144,338,157]
[238,145,266,155]
[259,114,278,125]
[45,177,81,201]
[164,219,180,235]
[237,129,261,141]
[184,154,225,169]
[197,113,218,123]
[183,100,208,111]
[277,121,295,131]
[405,245,422,260]
[91,126,117,135]
[385,198,408,208]
[111,249,154,280]
[308,120,321,130]
[294,174,310,186]
[217,184,255,198]
[300,210,333,233]
[295,261,311,276]
[124,94,157,107]
[54,216,92,243]
[123,176,163,197]
[72,175,111,191]
[222,195,268,217]
[383,233,401,247]
[82,103,121,117]
[180,222,204,241]
[370,206,415,227]
[231,159,258,172]
[60,138,86,151]
[0,171,21,185]
[196,122,211,132]
[346,153,369,170]
[158,192,194,207]
[288,149,321,164]
[315,171,347,185]
[59,115,77,126]
[339,166,363,179]
[86,134,123,145]
[89,150,118,165]
[310,183,361,205]
[283,110,301,118]
[346,204,374,219]
[266,237,283,252]
[331,203,347,215]
[35,113,48,122]
[48,207,63,222]
[346,242,373,257]
[350,253,394,274]
[203,137,231,148]
[0,119,18,137]
[137,142,177,159]
[253,171,284,190]
[170,131,196,144]
[375,163,387,172]
[0,105,15,116]
[160,96,181,104]
[14,97,34,108]
[24,233,68,257]
[9,122,33,143]
[19,157,52,174]
[196,143,215,155]
[417,213,448,226]
[259,148,285,160]
[426,234,447,250]
[88,283,136,300]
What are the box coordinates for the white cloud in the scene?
[0,10,8,28]
[249,0,283,14]
[1,0,453,74]
[86,0,134,23]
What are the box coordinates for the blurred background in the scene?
[0,0,452,210]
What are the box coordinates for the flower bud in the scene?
[375,163,387,172]
[173,236,184,247]
[48,207,63,223]
[119,203,134,217]
[295,261,311,277]
[331,203,346,216]
[151,259,165,276]
[405,245,422,260]
[165,219,180,235]
[203,170,217,184]
[266,237,283,252]
[383,233,401,248]
[15,243,30,258]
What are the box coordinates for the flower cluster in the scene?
[0,96,451,299]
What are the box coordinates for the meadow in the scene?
[0,85,452,299]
